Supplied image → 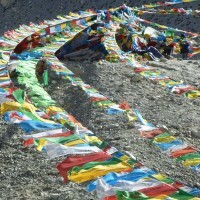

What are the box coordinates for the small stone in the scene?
[191,130,200,138]
[113,136,121,140]
[125,72,137,78]
[50,193,60,199]
[194,183,200,188]
[52,80,57,84]
[171,165,176,169]
[123,146,132,151]
[130,74,143,82]
[0,0,15,8]
[11,7,17,12]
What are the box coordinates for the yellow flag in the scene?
[182,158,200,167]
[1,101,37,115]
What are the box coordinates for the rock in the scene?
[50,193,60,199]
[51,80,57,84]
[125,72,134,78]
[0,0,15,8]
[194,183,200,188]
[11,6,17,12]
[191,130,200,138]
[130,74,143,82]
[123,146,132,151]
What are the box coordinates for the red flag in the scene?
[171,147,197,158]
[119,101,131,110]
[57,152,111,182]
[139,183,177,197]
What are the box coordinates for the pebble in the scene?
[191,130,200,138]
[123,146,132,151]
[0,0,15,8]
[50,193,60,199]
[130,74,143,82]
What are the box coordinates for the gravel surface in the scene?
[0,0,200,34]
[1,58,200,199]
[0,118,95,200]
[0,1,200,200]
[45,58,200,198]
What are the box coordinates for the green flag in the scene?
[116,191,149,200]
[13,89,25,104]
[42,70,48,86]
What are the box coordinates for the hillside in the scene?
[0,1,200,200]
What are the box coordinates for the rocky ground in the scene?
[1,58,200,200]
[0,1,200,200]
[0,0,199,34]
[55,59,200,187]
